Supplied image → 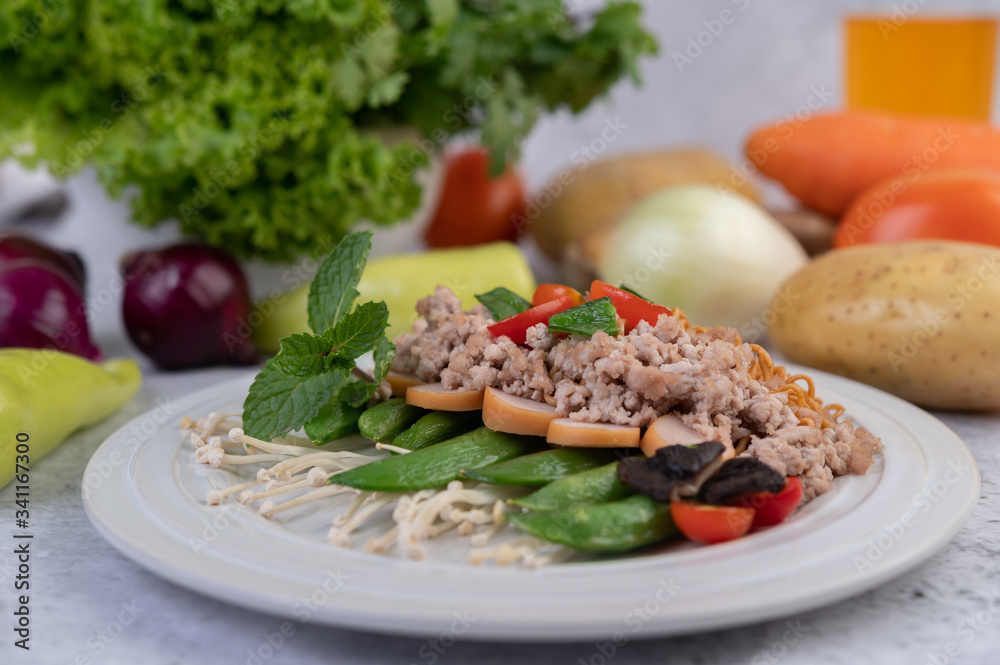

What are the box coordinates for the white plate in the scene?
[82,366,979,641]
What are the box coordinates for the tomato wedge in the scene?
[532,283,584,308]
[487,296,574,345]
[590,281,670,332]
[736,476,804,528]
[670,501,755,544]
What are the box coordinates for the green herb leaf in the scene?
[307,231,372,333]
[273,332,342,378]
[547,297,619,337]
[242,359,343,440]
[325,300,391,360]
[476,287,531,321]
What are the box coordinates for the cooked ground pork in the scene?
[391,287,882,499]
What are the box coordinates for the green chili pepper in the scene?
[475,287,532,321]
[357,398,425,442]
[547,297,619,337]
[303,401,365,445]
[1,349,141,488]
[505,494,677,553]
[391,410,482,453]
[511,462,632,511]
[461,447,620,487]
[331,427,543,492]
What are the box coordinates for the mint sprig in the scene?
[242,231,396,440]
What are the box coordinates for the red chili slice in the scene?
[486,296,575,345]
[590,281,670,332]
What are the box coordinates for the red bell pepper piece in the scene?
[487,296,574,345]
[590,281,670,332]
[736,476,804,528]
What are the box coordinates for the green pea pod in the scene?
[357,398,425,442]
[391,411,482,453]
[303,401,365,445]
[331,427,543,492]
[511,462,632,511]
[505,494,677,553]
[461,447,620,487]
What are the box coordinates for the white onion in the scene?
[598,185,808,334]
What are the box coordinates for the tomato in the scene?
[670,501,755,544]
[589,280,670,332]
[736,476,804,528]
[835,168,1000,248]
[423,147,527,248]
[532,283,584,308]
[487,296,574,345]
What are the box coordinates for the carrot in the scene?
[745,111,1000,216]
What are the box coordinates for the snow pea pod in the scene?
[461,447,620,487]
[357,398,425,442]
[511,461,632,511]
[505,494,677,553]
[304,401,365,445]
[391,410,482,452]
[331,427,543,492]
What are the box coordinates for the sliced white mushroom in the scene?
[482,387,558,436]
[405,382,485,411]
[387,371,424,397]
[546,418,641,448]
[639,413,706,458]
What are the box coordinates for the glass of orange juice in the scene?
[845,16,998,120]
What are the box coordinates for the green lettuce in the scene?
[0,0,656,261]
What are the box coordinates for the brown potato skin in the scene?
[769,241,1000,411]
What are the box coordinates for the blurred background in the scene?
[3,0,1000,370]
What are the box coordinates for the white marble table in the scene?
[1,344,998,665]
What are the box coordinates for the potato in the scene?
[527,148,760,260]
[769,241,1000,411]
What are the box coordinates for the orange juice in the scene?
[845,17,997,120]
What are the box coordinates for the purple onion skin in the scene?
[0,233,87,291]
[122,244,258,370]
[0,260,102,361]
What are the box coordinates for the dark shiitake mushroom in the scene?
[617,441,726,503]
[702,457,785,506]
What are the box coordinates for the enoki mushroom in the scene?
[189,421,544,566]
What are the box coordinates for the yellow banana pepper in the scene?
[1,349,142,488]
[253,242,536,353]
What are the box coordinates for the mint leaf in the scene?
[308,230,372,333]
[348,334,396,406]
[372,334,395,384]
[476,287,531,321]
[326,300,390,360]
[242,359,343,440]
[274,333,333,377]
[273,333,354,378]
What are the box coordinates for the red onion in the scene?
[122,244,257,370]
[0,233,87,290]
[0,260,102,361]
